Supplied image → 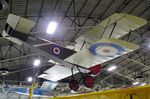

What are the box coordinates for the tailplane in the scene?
[2,14,36,45]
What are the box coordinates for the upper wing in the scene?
[65,38,139,68]
[75,13,147,51]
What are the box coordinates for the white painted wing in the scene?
[75,13,147,51]
[38,65,79,82]
[65,38,139,68]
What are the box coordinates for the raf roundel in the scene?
[89,43,125,58]
[52,45,61,56]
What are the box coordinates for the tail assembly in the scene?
[2,14,36,45]
[2,14,76,60]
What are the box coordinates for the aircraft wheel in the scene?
[69,80,79,91]
[83,75,94,88]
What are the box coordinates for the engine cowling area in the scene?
[88,64,101,76]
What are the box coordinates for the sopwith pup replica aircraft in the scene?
[1,13,147,91]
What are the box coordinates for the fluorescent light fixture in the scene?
[47,21,57,34]
[27,77,33,82]
[107,65,117,71]
[132,81,139,85]
[34,59,41,66]
[140,82,146,86]
[71,90,77,93]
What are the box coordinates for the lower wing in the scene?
[38,64,79,82]
[65,38,139,68]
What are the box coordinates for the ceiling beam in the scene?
[69,0,103,44]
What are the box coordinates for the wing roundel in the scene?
[65,38,139,68]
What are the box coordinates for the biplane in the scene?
[1,13,147,91]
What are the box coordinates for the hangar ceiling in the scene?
[0,0,150,93]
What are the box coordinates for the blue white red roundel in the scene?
[89,43,125,57]
[52,45,61,56]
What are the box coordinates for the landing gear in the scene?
[83,75,94,88]
[89,64,101,76]
[69,79,79,91]
[69,64,101,90]
[69,75,94,91]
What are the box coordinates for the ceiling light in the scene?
[132,81,139,85]
[107,65,117,71]
[140,82,146,86]
[47,21,57,34]
[71,90,77,93]
[27,77,33,82]
[34,59,41,66]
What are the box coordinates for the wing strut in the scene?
[100,17,111,39]
[109,22,117,38]
[80,41,86,51]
